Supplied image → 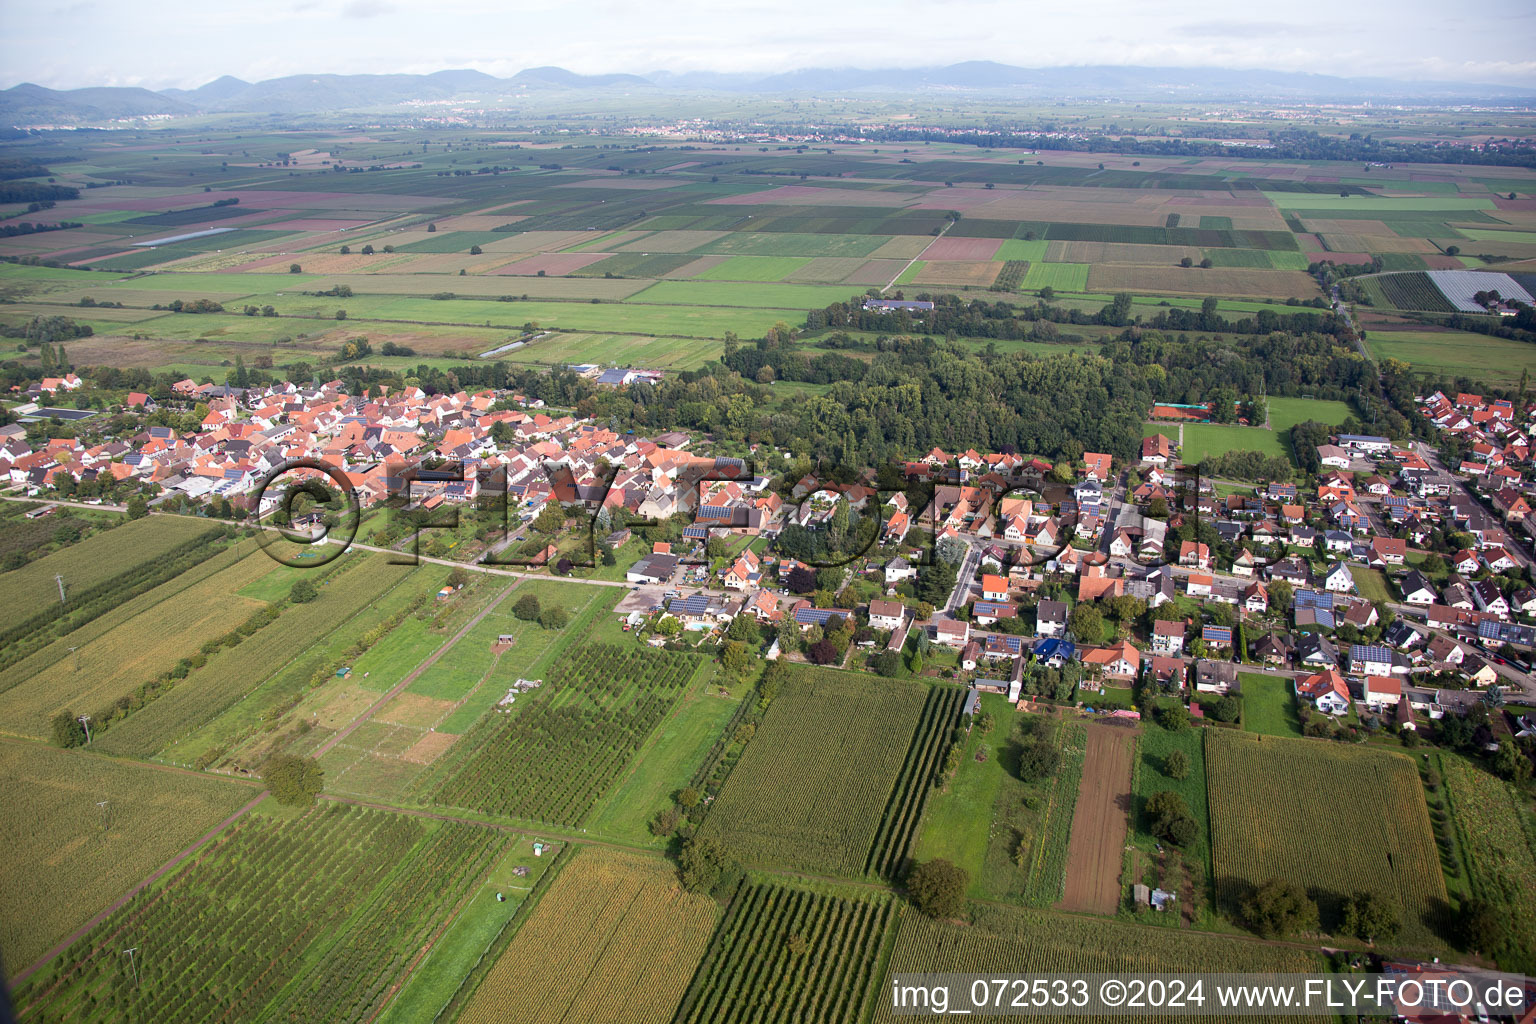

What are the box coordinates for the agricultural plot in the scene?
[692,232,887,258]
[0,515,216,613]
[1424,269,1535,311]
[421,643,698,825]
[1360,271,1457,312]
[9,803,505,1024]
[90,553,409,758]
[697,668,956,878]
[673,882,896,1024]
[1442,756,1536,973]
[1364,329,1536,385]
[0,740,256,975]
[1059,724,1134,915]
[693,255,811,281]
[870,904,1328,1024]
[1086,265,1316,300]
[1022,262,1089,291]
[1205,730,1446,945]
[911,260,1001,287]
[456,847,717,1024]
[0,552,272,740]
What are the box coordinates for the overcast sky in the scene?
[4,0,1534,91]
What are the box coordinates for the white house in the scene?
[868,599,905,632]
[1323,562,1355,594]
[1297,669,1351,715]
[1151,620,1185,656]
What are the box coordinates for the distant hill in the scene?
[2,63,1532,124]
[0,83,192,123]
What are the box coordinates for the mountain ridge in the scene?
[3,62,1533,123]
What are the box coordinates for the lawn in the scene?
[375,837,561,1024]
[1180,422,1288,462]
[1239,673,1303,737]
[1350,566,1393,603]
[911,693,1014,888]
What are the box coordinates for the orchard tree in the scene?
[265,754,323,806]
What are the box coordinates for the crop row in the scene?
[13,806,424,1024]
[0,552,273,739]
[870,904,1328,1023]
[0,519,228,673]
[1205,729,1446,944]
[865,686,964,879]
[698,668,929,877]
[1442,756,1536,973]
[1372,271,1456,312]
[425,643,698,825]
[674,882,895,1024]
[456,847,717,1024]
[259,820,504,1024]
[91,553,407,758]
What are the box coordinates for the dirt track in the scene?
[1058,723,1136,915]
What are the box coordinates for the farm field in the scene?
[89,552,410,758]
[0,515,217,615]
[911,693,1014,887]
[420,642,700,825]
[0,739,258,976]
[0,552,272,740]
[672,881,896,1024]
[8,802,507,1024]
[1205,730,1447,946]
[697,668,958,878]
[1058,724,1135,915]
[454,846,718,1024]
[869,903,1329,1024]
[1364,328,1536,385]
[1442,756,1536,973]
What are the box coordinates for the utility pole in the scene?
[121,947,139,986]
[97,799,110,831]
[56,574,66,604]
[70,646,80,672]
[78,714,92,744]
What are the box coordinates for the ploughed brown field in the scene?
[1058,723,1136,915]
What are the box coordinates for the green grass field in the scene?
[691,255,810,281]
[1180,422,1288,461]
[1365,329,1536,385]
[1350,566,1393,603]
[912,693,1013,888]
[1265,396,1354,432]
[1238,673,1304,737]
[585,673,736,846]
[1023,262,1090,291]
